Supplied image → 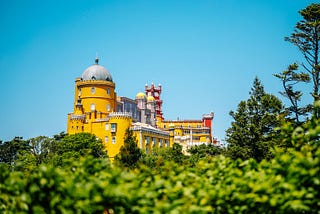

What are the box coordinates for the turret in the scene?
[147,95,156,126]
[136,92,147,123]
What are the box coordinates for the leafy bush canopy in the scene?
[1,116,319,213]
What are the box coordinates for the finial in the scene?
[95,52,99,64]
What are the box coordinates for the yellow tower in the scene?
[67,57,132,159]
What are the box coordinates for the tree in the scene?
[274,63,310,124]
[285,3,320,118]
[187,144,223,165]
[58,133,106,157]
[53,132,107,167]
[115,129,143,169]
[0,137,29,165]
[225,77,284,162]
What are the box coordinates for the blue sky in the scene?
[0,0,315,142]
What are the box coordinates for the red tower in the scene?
[145,83,164,121]
[202,112,214,143]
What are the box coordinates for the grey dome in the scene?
[81,59,113,81]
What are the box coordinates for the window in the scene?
[111,123,116,132]
[90,103,95,111]
[105,136,109,143]
[91,87,95,94]
[106,104,110,111]
[105,124,109,130]
[107,88,110,94]
[159,139,163,147]
[152,138,156,147]
[112,136,116,144]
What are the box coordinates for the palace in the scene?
[67,58,216,159]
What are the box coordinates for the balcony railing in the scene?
[70,114,86,120]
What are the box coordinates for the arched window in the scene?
[90,103,95,111]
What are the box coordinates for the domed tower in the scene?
[136,92,147,123]
[67,57,117,134]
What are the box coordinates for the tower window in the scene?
[112,136,116,144]
[90,103,95,111]
[107,88,110,94]
[91,87,95,94]
[111,123,117,132]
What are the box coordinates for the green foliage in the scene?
[52,132,107,167]
[1,138,319,213]
[226,77,284,161]
[1,115,319,213]
[0,132,107,171]
[285,3,320,117]
[274,63,311,124]
[0,137,29,165]
[187,143,223,165]
[141,143,187,169]
[277,100,320,150]
[115,129,143,169]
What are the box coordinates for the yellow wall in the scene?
[76,80,116,113]
[132,129,170,154]
[105,113,132,160]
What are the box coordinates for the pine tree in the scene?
[226,77,284,162]
[274,63,310,124]
[285,3,320,118]
[115,129,143,168]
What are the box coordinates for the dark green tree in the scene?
[0,137,29,165]
[285,3,320,118]
[226,77,284,162]
[274,63,310,124]
[58,133,106,157]
[187,143,223,164]
[188,144,222,157]
[115,129,143,169]
[53,132,107,167]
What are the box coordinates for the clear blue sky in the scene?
[0,0,315,142]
